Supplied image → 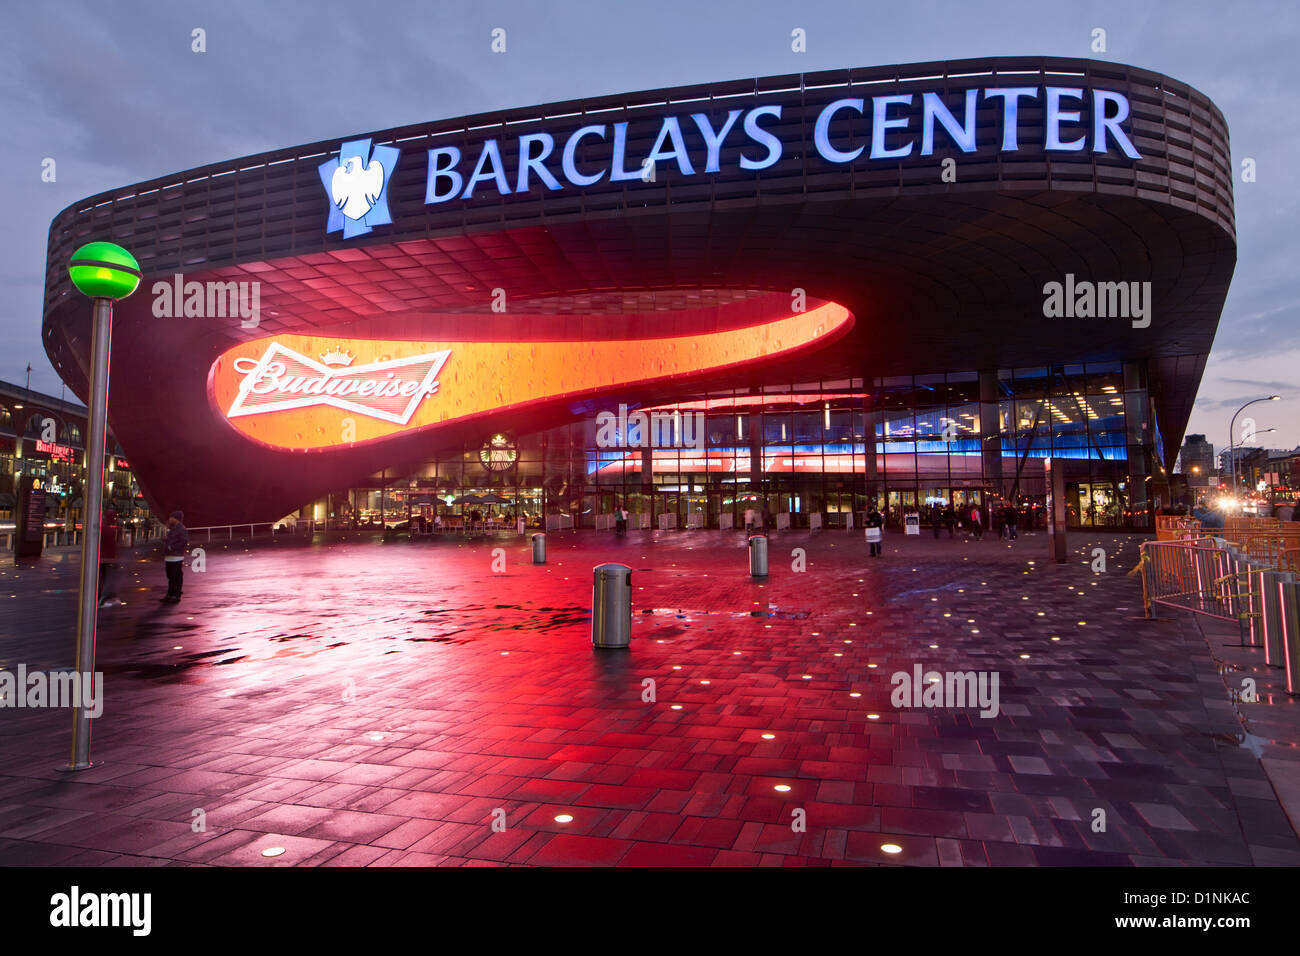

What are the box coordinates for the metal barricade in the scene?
[1141,537,1300,681]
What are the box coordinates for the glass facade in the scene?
[306,360,1163,531]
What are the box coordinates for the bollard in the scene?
[531,532,546,564]
[1280,575,1300,696]
[1263,570,1287,667]
[591,563,632,649]
[749,534,768,578]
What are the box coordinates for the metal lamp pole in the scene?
[1228,396,1281,499]
[63,242,140,772]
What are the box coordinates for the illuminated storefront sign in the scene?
[34,439,75,462]
[318,138,400,239]
[590,449,1031,477]
[313,85,1140,233]
[226,342,451,425]
[425,87,1140,207]
[208,303,852,450]
[479,433,518,471]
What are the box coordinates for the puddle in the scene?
[1211,730,1272,757]
[889,582,967,601]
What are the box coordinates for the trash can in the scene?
[592,563,632,649]
[531,532,546,564]
[748,534,768,578]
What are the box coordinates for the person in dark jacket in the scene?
[162,510,188,603]
[98,507,120,608]
[930,503,943,539]
[942,504,956,538]
[1005,505,1019,540]
[865,506,885,557]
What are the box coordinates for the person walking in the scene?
[865,504,885,557]
[98,507,120,608]
[942,503,956,539]
[162,510,188,604]
[615,504,628,534]
[930,502,943,539]
[1005,504,1019,540]
[744,505,756,533]
[969,503,983,540]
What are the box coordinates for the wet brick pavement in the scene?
[0,527,1297,867]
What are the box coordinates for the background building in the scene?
[0,378,149,532]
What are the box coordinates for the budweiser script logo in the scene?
[226,342,451,425]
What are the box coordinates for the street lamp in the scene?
[1228,396,1281,498]
[63,241,140,772]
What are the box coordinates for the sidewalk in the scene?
[1194,613,1300,840]
[0,528,1296,866]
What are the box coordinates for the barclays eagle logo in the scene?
[318,138,399,239]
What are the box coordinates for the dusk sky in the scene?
[2,0,1295,455]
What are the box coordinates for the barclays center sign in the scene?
[322,84,1144,233]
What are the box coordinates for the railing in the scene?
[1140,534,1300,693]
[187,522,283,542]
[1,523,166,552]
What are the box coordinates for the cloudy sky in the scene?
[1,0,1295,455]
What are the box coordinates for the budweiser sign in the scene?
[226,342,451,425]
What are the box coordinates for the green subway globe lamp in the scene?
[64,240,139,773]
[68,241,141,300]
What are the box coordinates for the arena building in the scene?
[41,55,1235,530]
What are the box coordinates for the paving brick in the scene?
[0,530,1293,868]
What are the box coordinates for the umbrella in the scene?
[451,494,484,505]
[479,493,511,504]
